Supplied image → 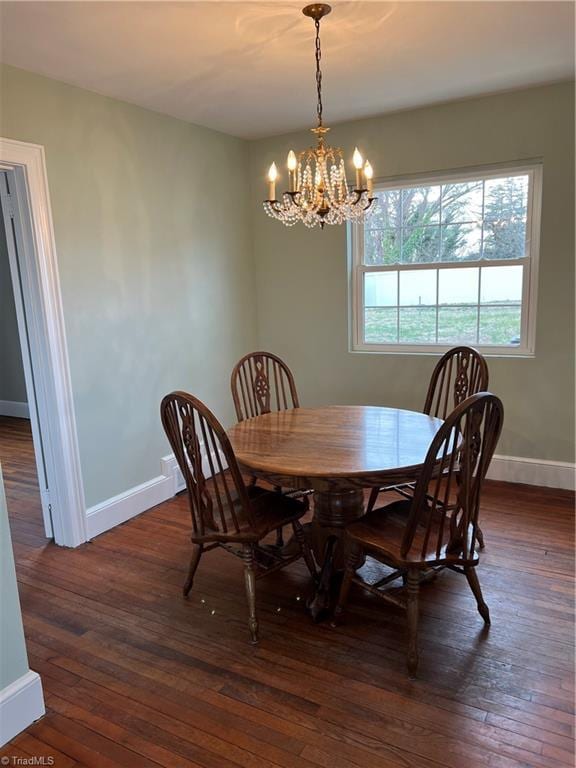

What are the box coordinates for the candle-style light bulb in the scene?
[353,147,364,189]
[315,166,322,197]
[364,160,374,195]
[287,150,297,192]
[267,162,278,200]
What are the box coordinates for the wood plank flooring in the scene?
[1,417,574,767]
[0,416,48,548]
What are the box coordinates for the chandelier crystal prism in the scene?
[263,3,378,229]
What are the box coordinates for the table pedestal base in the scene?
[307,489,365,622]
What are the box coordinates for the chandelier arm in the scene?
[365,197,376,212]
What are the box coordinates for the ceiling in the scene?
[0,1,574,139]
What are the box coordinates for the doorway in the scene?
[0,138,87,547]
[0,176,52,542]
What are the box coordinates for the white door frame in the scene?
[0,137,87,547]
[1,169,53,538]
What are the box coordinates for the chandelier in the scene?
[263,3,377,229]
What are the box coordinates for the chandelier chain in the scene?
[263,4,377,228]
[315,18,323,127]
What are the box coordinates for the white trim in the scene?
[0,670,45,747]
[161,454,186,494]
[524,164,542,356]
[487,455,575,491]
[85,442,226,539]
[349,161,542,358]
[86,471,175,540]
[0,138,87,547]
[0,400,29,419]
[161,442,227,495]
[86,446,574,540]
[370,160,543,193]
[0,169,53,537]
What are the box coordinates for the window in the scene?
[350,163,541,355]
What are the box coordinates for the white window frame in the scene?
[349,161,542,357]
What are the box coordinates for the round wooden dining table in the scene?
[228,405,444,620]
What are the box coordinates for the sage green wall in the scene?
[0,214,28,404]
[1,64,257,507]
[0,466,29,690]
[1,66,573,515]
[249,83,575,463]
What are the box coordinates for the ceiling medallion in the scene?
[263,3,377,229]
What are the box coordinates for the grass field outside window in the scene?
[352,164,541,354]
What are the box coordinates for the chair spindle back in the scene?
[403,393,503,563]
[424,347,489,419]
[161,391,254,539]
[231,351,299,422]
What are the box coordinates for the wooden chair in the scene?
[231,351,311,546]
[423,346,490,420]
[333,392,503,678]
[161,391,317,643]
[231,351,300,420]
[366,346,489,544]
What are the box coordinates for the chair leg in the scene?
[366,486,380,514]
[465,567,490,625]
[275,527,285,548]
[241,544,259,644]
[292,520,317,580]
[476,525,486,549]
[271,485,285,548]
[332,544,360,626]
[183,544,203,597]
[406,568,420,679]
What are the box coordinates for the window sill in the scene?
[349,344,535,359]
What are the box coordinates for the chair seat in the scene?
[196,484,308,543]
[249,486,309,537]
[347,499,478,567]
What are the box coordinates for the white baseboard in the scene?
[85,447,573,541]
[487,454,575,491]
[86,468,175,539]
[161,444,227,495]
[0,670,45,747]
[0,400,29,419]
[166,451,574,491]
[85,442,226,539]
[161,454,186,494]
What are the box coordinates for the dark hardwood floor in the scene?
[0,416,48,548]
[1,417,574,767]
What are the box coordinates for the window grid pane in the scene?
[399,307,436,343]
[359,262,526,347]
[479,305,522,346]
[363,174,529,267]
[364,308,398,344]
[437,306,479,345]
